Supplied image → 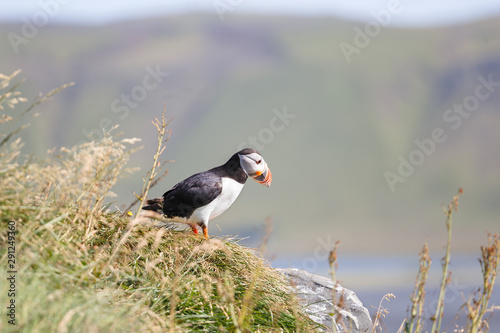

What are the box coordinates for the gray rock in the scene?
[277,268,372,333]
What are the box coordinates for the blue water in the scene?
[271,255,500,331]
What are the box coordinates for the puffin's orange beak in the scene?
[253,167,272,188]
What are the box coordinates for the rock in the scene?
[277,268,372,333]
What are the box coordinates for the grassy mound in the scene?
[0,139,317,333]
[0,71,317,332]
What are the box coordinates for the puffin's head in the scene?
[237,148,272,187]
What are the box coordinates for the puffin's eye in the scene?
[256,159,262,165]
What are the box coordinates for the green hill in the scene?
[1,15,500,255]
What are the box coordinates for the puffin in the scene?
[141,148,272,239]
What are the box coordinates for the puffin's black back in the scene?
[160,172,221,218]
[159,152,248,218]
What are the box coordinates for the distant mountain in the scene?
[1,15,500,256]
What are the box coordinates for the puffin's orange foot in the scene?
[189,223,198,235]
[202,225,209,239]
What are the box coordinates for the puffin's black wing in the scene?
[161,171,223,219]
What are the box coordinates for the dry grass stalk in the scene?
[134,104,172,217]
[371,293,396,332]
[405,242,431,333]
[328,240,341,332]
[430,188,462,333]
[1,69,73,149]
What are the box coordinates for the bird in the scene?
[141,148,272,239]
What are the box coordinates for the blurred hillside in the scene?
[1,15,499,256]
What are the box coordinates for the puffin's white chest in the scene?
[191,178,244,223]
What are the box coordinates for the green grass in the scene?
[0,72,318,333]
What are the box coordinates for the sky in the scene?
[0,0,500,27]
